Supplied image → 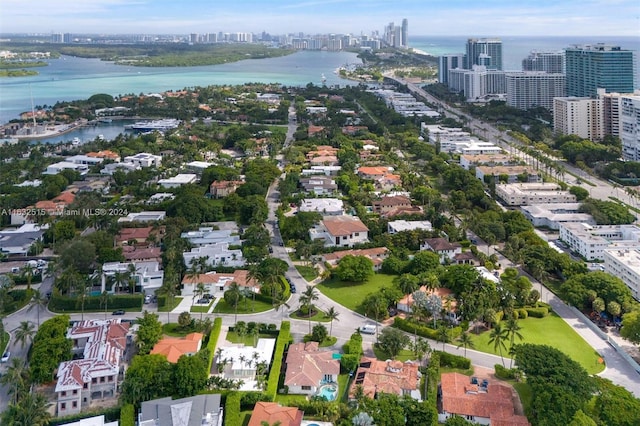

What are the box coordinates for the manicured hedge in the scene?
[240,391,271,410]
[207,317,223,373]
[224,392,242,426]
[342,332,363,355]
[517,308,528,319]
[119,404,135,426]
[393,317,462,340]
[494,364,518,380]
[525,306,549,318]
[0,289,33,315]
[426,352,440,403]
[435,350,471,370]
[49,293,143,312]
[266,321,290,400]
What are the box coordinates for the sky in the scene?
[1,0,639,37]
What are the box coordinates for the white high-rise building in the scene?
[620,93,640,161]
[506,72,566,110]
[448,66,506,101]
[521,51,565,74]
[438,54,465,84]
[553,97,604,140]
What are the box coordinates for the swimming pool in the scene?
[317,383,338,401]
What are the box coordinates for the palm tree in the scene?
[301,286,319,334]
[246,263,263,312]
[249,325,260,347]
[127,263,137,294]
[14,321,35,349]
[99,291,111,320]
[112,270,127,294]
[1,391,51,426]
[157,271,179,323]
[20,265,34,292]
[0,357,29,404]
[194,282,208,320]
[488,323,509,367]
[456,331,475,357]
[436,325,450,352]
[225,282,243,323]
[326,306,339,337]
[505,318,523,368]
[27,290,48,327]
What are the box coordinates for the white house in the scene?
[420,237,462,264]
[180,270,256,297]
[158,173,198,188]
[284,342,340,396]
[388,220,433,234]
[44,161,89,175]
[181,228,241,247]
[217,339,276,390]
[299,198,344,216]
[117,211,166,223]
[521,203,595,230]
[0,223,47,256]
[123,152,162,168]
[604,247,640,302]
[309,215,369,248]
[101,261,164,294]
[559,223,640,261]
[183,242,245,268]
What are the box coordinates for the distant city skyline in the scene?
[1,0,639,37]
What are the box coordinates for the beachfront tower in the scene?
[565,44,635,97]
[466,38,503,70]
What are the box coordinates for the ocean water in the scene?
[0,50,361,124]
[410,35,640,73]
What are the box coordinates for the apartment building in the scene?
[553,97,604,140]
[495,183,576,206]
[559,223,640,261]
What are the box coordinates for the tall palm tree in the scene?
[246,263,263,312]
[249,326,260,347]
[99,291,111,320]
[300,286,319,335]
[20,265,34,292]
[505,318,524,368]
[194,282,208,320]
[157,271,179,324]
[225,282,243,323]
[14,321,35,349]
[325,306,339,337]
[456,331,475,357]
[127,263,137,294]
[1,391,51,426]
[436,325,450,352]
[0,357,29,404]
[488,323,509,367]
[27,290,48,327]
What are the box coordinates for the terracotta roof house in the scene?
[209,180,244,198]
[86,150,121,161]
[349,357,421,400]
[284,342,340,396]
[373,195,412,215]
[150,333,204,363]
[115,226,156,245]
[309,155,339,166]
[32,190,76,215]
[55,319,130,416]
[180,270,257,297]
[309,215,369,248]
[308,125,326,137]
[439,373,530,425]
[357,166,392,180]
[122,246,162,262]
[323,247,389,271]
[248,402,303,426]
[342,125,368,135]
[420,237,462,264]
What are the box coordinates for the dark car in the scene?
[112,310,125,315]
[290,284,297,293]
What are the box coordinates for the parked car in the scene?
[359,324,376,335]
[144,295,152,304]
[112,310,125,315]
[290,284,297,293]
[1,351,10,363]
[197,298,209,304]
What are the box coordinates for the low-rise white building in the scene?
[559,223,640,261]
[496,183,577,206]
[158,173,198,188]
[117,211,166,223]
[123,152,162,168]
[217,339,276,390]
[183,242,245,268]
[521,203,595,230]
[185,160,215,174]
[459,154,515,170]
[44,161,90,175]
[101,261,164,294]
[604,248,640,302]
[299,198,344,216]
[388,220,433,234]
[309,215,369,248]
[100,162,140,175]
[475,165,540,183]
[181,228,240,247]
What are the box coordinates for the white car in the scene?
[359,325,376,335]
[1,351,10,363]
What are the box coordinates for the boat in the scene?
[98,118,113,123]
[321,73,327,84]
[124,118,181,132]
[72,137,80,145]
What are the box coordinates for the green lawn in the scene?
[190,300,213,313]
[274,394,308,405]
[157,297,183,312]
[316,273,396,313]
[0,331,9,356]
[513,382,533,416]
[337,373,351,402]
[373,346,417,362]
[469,313,605,374]
[162,323,195,337]
[295,265,318,281]
[226,331,274,347]
[213,298,273,314]
[290,307,330,322]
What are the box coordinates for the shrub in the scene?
[526,306,549,318]
[240,392,270,409]
[49,293,143,312]
[49,407,122,426]
[518,308,528,319]
[435,351,471,370]
[120,404,135,426]
[393,317,462,341]
[494,364,517,380]
[426,352,440,403]
[224,392,242,426]
[340,354,360,373]
[206,318,222,372]
[266,321,290,399]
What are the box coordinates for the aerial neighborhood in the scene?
[0,26,640,426]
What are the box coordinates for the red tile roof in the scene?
[349,357,420,399]
[322,216,368,237]
[285,342,340,388]
[248,402,303,426]
[150,333,204,363]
